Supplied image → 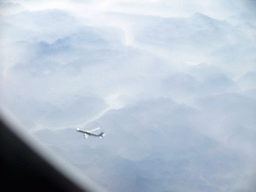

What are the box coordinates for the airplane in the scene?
[76,127,105,139]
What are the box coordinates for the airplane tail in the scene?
[99,132,105,138]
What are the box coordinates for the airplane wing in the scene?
[89,127,100,133]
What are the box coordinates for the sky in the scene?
[1,0,256,191]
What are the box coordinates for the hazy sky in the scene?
[1,0,256,191]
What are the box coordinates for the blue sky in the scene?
[1,0,256,191]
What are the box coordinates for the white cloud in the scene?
[34,96,255,191]
[1,1,256,191]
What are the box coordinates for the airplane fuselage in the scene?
[76,128,104,138]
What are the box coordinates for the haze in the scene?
[1,0,256,191]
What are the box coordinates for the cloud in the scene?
[134,12,256,77]
[33,95,254,191]
[1,1,256,191]
[237,71,256,91]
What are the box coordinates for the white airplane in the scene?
[76,127,105,139]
